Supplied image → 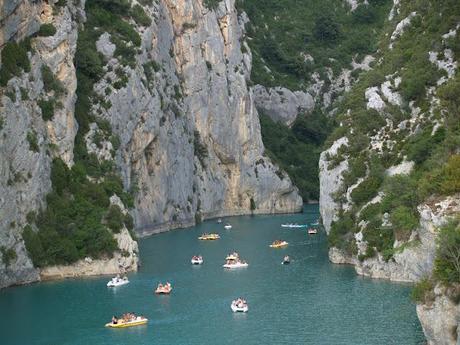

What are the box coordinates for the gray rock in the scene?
[96,32,116,59]
[252,85,314,126]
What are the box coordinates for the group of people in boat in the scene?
[232,297,248,308]
[155,282,172,294]
[111,312,140,325]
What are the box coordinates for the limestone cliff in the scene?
[0,0,301,288]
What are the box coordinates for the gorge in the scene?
[1,0,460,344]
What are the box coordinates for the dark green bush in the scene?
[37,23,57,37]
[434,219,460,284]
[105,205,124,233]
[1,246,17,267]
[390,206,419,241]
[38,99,55,121]
[351,175,382,205]
[411,278,435,303]
[130,4,152,27]
[27,131,39,153]
[0,40,31,86]
[41,65,64,95]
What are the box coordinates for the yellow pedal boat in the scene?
[198,233,220,240]
[105,317,148,328]
[270,240,288,248]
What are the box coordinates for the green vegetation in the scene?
[194,130,208,167]
[260,112,332,201]
[23,0,139,268]
[38,99,55,121]
[37,23,57,37]
[0,40,31,86]
[1,247,17,267]
[411,277,435,303]
[237,0,392,89]
[27,131,39,153]
[41,65,64,96]
[434,219,460,284]
[130,4,152,27]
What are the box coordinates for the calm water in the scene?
[0,205,425,345]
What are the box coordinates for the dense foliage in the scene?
[260,111,332,201]
[237,0,393,89]
[327,0,460,260]
[0,40,31,86]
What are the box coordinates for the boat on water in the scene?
[105,314,147,328]
[107,275,129,287]
[155,282,172,294]
[281,223,306,228]
[282,255,290,265]
[191,255,203,265]
[224,223,232,230]
[308,228,318,234]
[223,259,248,269]
[270,240,288,248]
[217,218,222,223]
[231,298,248,313]
[198,233,220,240]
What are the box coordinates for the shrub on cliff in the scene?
[37,23,57,37]
[0,40,31,86]
[411,278,435,303]
[434,219,460,284]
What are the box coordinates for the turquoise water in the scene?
[0,205,425,345]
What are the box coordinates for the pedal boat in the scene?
[107,276,129,287]
[270,240,288,248]
[105,317,148,328]
[231,300,248,313]
[191,256,203,265]
[198,233,220,240]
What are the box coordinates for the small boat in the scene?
[308,228,318,235]
[198,233,220,240]
[270,240,288,248]
[107,275,129,287]
[225,252,239,260]
[155,282,172,294]
[282,255,290,265]
[191,255,203,265]
[223,260,248,269]
[217,218,222,223]
[281,223,306,228]
[224,223,232,230]
[231,298,248,313]
[105,315,148,328]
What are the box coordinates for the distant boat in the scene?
[308,228,318,235]
[231,298,248,313]
[105,315,147,328]
[198,233,220,240]
[155,282,172,294]
[217,218,222,223]
[281,223,306,228]
[282,255,290,265]
[107,276,129,287]
[270,240,288,248]
[224,223,232,230]
[191,255,203,265]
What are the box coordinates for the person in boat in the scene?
[112,316,118,324]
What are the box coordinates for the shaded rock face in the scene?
[252,85,314,126]
[95,0,302,236]
[0,0,301,287]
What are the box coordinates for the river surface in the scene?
[0,205,425,345]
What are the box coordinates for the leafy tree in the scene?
[434,220,460,284]
[314,15,340,42]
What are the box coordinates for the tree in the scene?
[314,16,340,42]
[434,220,460,283]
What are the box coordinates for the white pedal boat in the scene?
[231,301,248,313]
[224,223,232,230]
[107,276,129,287]
[223,261,248,269]
[191,256,203,265]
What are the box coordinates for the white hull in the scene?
[231,304,248,313]
[281,224,306,228]
[107,279,130,287]
[191,258,203,265]
[224,225,232,230]
[223,263,248,269]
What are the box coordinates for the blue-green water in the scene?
[0,205,424,345]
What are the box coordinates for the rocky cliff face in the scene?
[0,0,82,288]
[92,0,302,236]
[0,0,301,288]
